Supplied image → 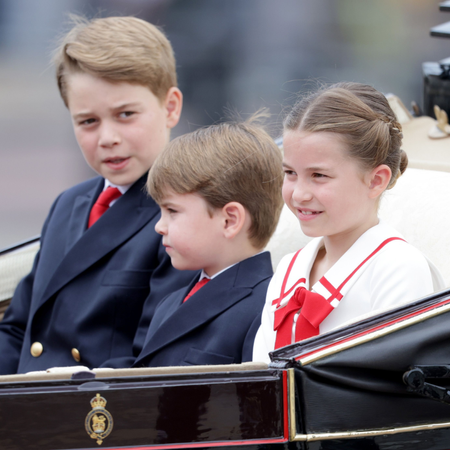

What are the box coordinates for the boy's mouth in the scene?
[104,157,130,169]
[163,243,173,254]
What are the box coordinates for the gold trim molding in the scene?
[298,302,450,366]
[292,420,450,441]
[287,368,296,441]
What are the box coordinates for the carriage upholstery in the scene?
[0,240,39,319]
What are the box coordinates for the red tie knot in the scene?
[97,187,122,206]
[88,187,122,228]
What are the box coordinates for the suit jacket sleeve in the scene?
[0,194,60,374]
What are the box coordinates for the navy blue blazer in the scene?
[133,252,273,368]
[0,175,195,374]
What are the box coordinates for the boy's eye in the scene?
[119,111,135,119]
[312,172,327,178]
[79,118,97,126]
[167,208,177,214]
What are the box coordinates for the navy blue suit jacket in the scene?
[133,252,273,367]
[0,175,195,374]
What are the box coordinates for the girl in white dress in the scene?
[253,82,445,362]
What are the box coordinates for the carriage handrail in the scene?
[0,235,40,256]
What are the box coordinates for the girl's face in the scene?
[282,130,379,244]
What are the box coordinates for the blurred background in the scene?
[0,0,448,248]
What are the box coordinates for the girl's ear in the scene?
[221,202,247,239]
[367,164,392,198]
[164,87,183,129]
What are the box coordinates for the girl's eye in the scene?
[312,172,327,178]
[284,169,296,176]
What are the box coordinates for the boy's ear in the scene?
[367,164,392,198]
[221,202,247,239]
[164,87,183,129]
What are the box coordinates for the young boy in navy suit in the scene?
[0,16,195,374]
[133,118,284,367]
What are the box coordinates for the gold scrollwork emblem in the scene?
[85,393,114,445]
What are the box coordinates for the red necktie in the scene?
[88,187,122,228]
[183,278,210,302]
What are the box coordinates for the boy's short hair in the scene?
[54,15,177,107]
[147,117,284,249]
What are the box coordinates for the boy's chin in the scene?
[172,263,199,272]
[97,169,149,187]
[170,258,202,273]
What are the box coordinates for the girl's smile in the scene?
[297,208,323,221]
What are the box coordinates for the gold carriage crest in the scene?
[85,393,114,445]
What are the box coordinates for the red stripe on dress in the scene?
[336,237,405,293]
[280,250,302,296]
[319,276,343,302]
[318,237,405,304]
[272,249,304,308]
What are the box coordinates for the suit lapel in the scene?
[139,252,273,359]
[65,180,102,252]
[38,176,159,307]
[147,281,194,336]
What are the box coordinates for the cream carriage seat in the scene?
[265,167,450,287]
[0,239,39,320]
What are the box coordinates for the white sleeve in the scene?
[368,241,443,312]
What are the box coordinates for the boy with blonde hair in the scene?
[0,16,195,374]
[133,118,284,367]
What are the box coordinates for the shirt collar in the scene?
[198,251,266,281]
[103,179,133,195]
[198,265,236,281]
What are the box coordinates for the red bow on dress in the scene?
[273,287,333,348]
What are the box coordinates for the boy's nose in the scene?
[98,123,121,148]
[154,217,166,235]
